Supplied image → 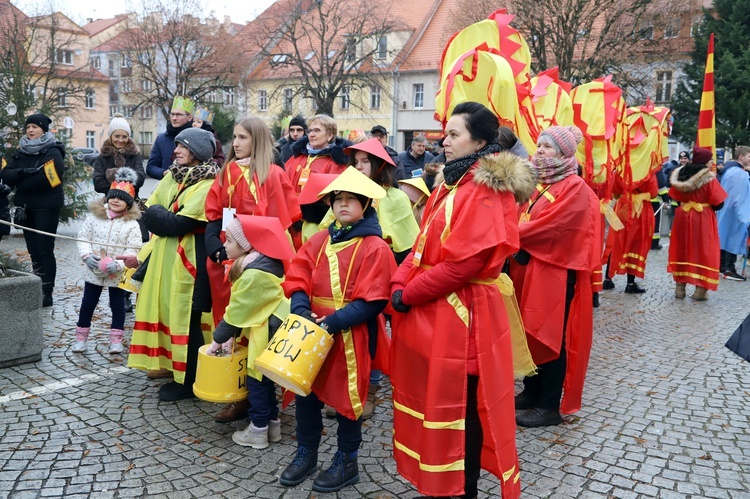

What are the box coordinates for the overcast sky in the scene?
[14,0,276,26]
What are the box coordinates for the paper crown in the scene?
[345,137,396,168]
[172,96,195,114]
[298,173,339,205]
[318,166,386,200]
[232,215,295,261]
[398,177,430,202]
[109,181,136,198]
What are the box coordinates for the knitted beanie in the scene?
[226,217,251,252]
[539,126,583,158]
[691,147,712,165]
[25,113,52,133]
[174,127,215,163]
[106,167,138,208]
[108,114,132,138]
[289,115,307,131]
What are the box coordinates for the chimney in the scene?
[86,18,93,24]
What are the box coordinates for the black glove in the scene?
[661,193,670,204]
[20,168,39,177]
[512,249,531,265]
[298,309,317,324]
[212,248,228,263]
[391,290,410,313]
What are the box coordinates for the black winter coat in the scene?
[0,142,66,210]
[92,138,146,197]
[0,181,10,237]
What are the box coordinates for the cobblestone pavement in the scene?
[1,200,749,498]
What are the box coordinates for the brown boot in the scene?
[675,282,686,299]
[361,384,379,420]
[214,399,250,422]
[691,286,708,301]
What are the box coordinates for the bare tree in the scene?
[252,0,405,117]
[0,2,98,150]
[118,0,247,119]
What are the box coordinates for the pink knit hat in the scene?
[539,126,583,158]
[226,218,251,252]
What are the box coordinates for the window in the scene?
[224,87,235,106]
[54,49,73,65]
[345,38,357,63]
[90,56,101,69]
[258,89,267,111]
[85,89,95,109]
[206,90,217,104]
[121,55,132,68]
[339,86,350,109]
[376,36,387,59]
[109,105,119,117]
[108,59,115,76]
[690,16,702,37]
[655,71,673,103]
[141,79,153,92]
[139,131,153,145]
[271,54,288,65]
[310,92,318,111]
[304,51,315,61]
[58,90,68,107]
[283,88,293,113]
[140,106,153,119]
[121,79,132,93]
[123,106,134,118]
[637,21,654,40]
[664,21,679,39]
[370,85,381,109]
[413,83,424,109]
[327,50,337,59]
[86,131,95,149]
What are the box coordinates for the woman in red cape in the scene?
[667,147,727,300]
[390,102,535,499]
[509,126,600,428]
[205,117,301,325]
[204,117,300,421]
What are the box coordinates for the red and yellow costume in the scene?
[509,175,601,413]
[390,153,535,498]
[605,174,658,278]
[667,168,727,290]
[282,230,394,420]
[205,162,300,324]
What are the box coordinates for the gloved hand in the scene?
[212,248,228,263]
[391,290,410,313]
[83,254,100,271]
[98,256,119,276]
[298,309,318,324]
[661,193,670,204]
[116,254,139,269]
[20,168,39,177]
[512,249,531,265]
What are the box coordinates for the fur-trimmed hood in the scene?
[88,197,141,221]
[100,138,140,158]
[670,165,715,193]
[434,151,537,203]
[290,135,351,165]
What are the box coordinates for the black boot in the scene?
[42,291,53,308]
[624,282,646,294]
[312,450,360,492]
[602,278,615,290]
[650,239,662,250]
[592,292,600,308]
[279,446,318,486]
[514,391,537,410]
[158,381,195,401]
[516,407,562,428]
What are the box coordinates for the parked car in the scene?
[70,148,99,165]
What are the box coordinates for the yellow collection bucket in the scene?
[117,267,141,293]
[193,345,249,403]
[254,314,334,396]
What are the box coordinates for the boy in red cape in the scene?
[510,126,600,428]
[280,167,395,493]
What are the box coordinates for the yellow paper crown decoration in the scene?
[318,166,386,200]
[172,96,195,114]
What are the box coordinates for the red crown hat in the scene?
[109,181,136,198]
[344,137,396,168]
[297,173,339,205]
[233,214,295,261]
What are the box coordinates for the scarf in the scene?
[18,132,57,155]
[532,155,578,184]
[329,218,363,243]
[166,121,193,138]
[107,207,127,219]
[306,142,330,156]
[168,160,220,186]
[676,163,708,182]
[442,143,503,185]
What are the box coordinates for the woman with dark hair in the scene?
[667,147,726,300]
[0,113,65,307]
[389,101,535,499]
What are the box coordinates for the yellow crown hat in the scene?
[318,166,386,200]
[172,96,196,114]
[397,177,430,198]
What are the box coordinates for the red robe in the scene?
[284,153,348,194]
[588,182,610,292]
[390,155,526,498]
[205,162,301,324]
[668,172,727,290]
[509,175,600,414]
[282,231,395,420]
[605,174,658,278]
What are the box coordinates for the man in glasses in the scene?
[146,96,225,179]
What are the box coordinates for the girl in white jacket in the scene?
[75,167,142,354]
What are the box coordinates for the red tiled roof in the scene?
[397,0,460,72]
[83,14,129,35]
[92,28,140,52]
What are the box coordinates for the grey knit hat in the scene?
[174,128,215,163]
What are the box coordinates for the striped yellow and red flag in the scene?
[695,32,715,160]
